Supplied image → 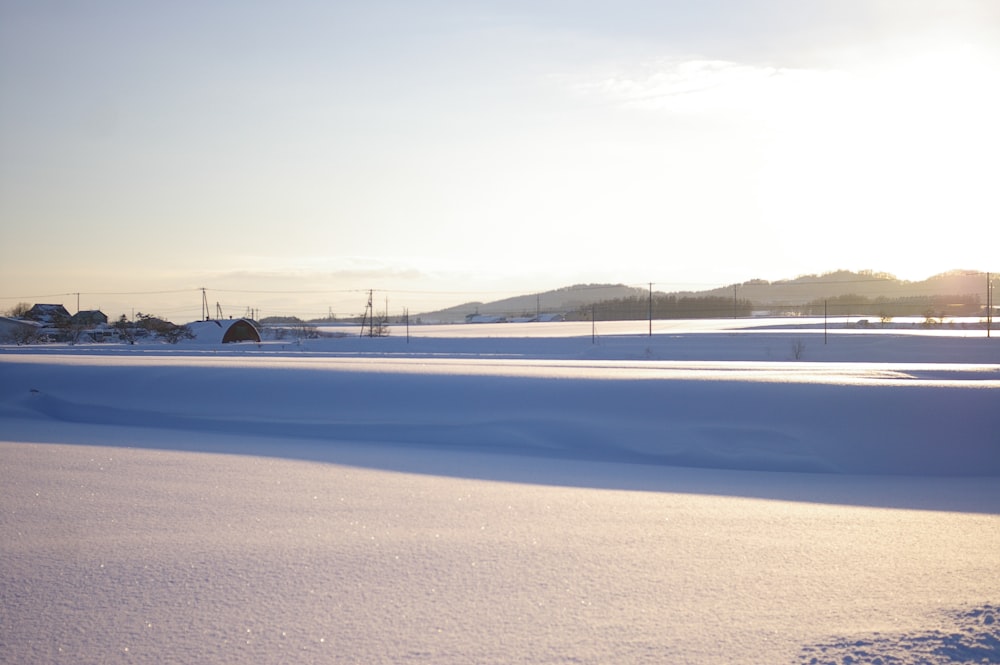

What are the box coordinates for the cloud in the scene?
[187,257,432,289]
[570,57,847,116]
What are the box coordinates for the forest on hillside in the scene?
[463,270,994,322]
[564,295,753,321]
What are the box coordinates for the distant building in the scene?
[187,319,262,343]
[465,313,507,324]
[70,310,108,326]
[25,304,70,324]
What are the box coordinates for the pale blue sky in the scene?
[2,1,998,319]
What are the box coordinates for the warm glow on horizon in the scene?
[1,2,997,319]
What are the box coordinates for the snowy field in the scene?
[2,319,998,664]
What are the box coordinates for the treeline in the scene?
[791,294,982,318]
[260,315,339,324]
[566,295,753,321]
[259,291,986,324]
[562,292,984,322]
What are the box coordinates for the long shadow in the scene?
[3,354,998,514]
[796,604,1000,665]
[4,411,998,516]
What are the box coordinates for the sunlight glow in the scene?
[756,44,999,279]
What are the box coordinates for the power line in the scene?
[0,289,195,300]
[4,271,997,324]
[4,272,996,302]
[208,288,366,295]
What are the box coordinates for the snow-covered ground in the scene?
[1,320,998,664]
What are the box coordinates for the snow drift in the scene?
[1,351,997,476]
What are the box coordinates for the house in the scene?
[71,310,108,327]
[187,318,262,343]
[25,304,70,324]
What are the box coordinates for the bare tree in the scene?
[3,325,39,345]
[114,315,136,344]
[372,310,391,337]
[5,302,31,318]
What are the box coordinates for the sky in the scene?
[2,0,999,321]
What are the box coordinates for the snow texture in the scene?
[799,605,1000,664]
[1,321,998,664]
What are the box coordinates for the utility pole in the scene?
[988,272,993,338]
[592,304,596,344]
[201,288,209,321]
[360,290,373,337]
[648,282,653,337]
[733,285,738,318]
[824,299,828,345]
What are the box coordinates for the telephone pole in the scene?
[648,283,653,337]
[988,272,993,338]
[824,299,828,345]
[360,290,373,337]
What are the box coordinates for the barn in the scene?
[187,319,261,344]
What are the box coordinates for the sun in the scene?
[753,43,1000,279]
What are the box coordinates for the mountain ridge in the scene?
[415,269,994,322]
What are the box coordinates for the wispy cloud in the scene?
[188,256,433,287]
[570,57,846,115]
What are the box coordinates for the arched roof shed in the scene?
[187,319,261,344]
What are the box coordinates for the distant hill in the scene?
[415,270,993,322]
[417,284,646,323]
[689,269,990,306]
